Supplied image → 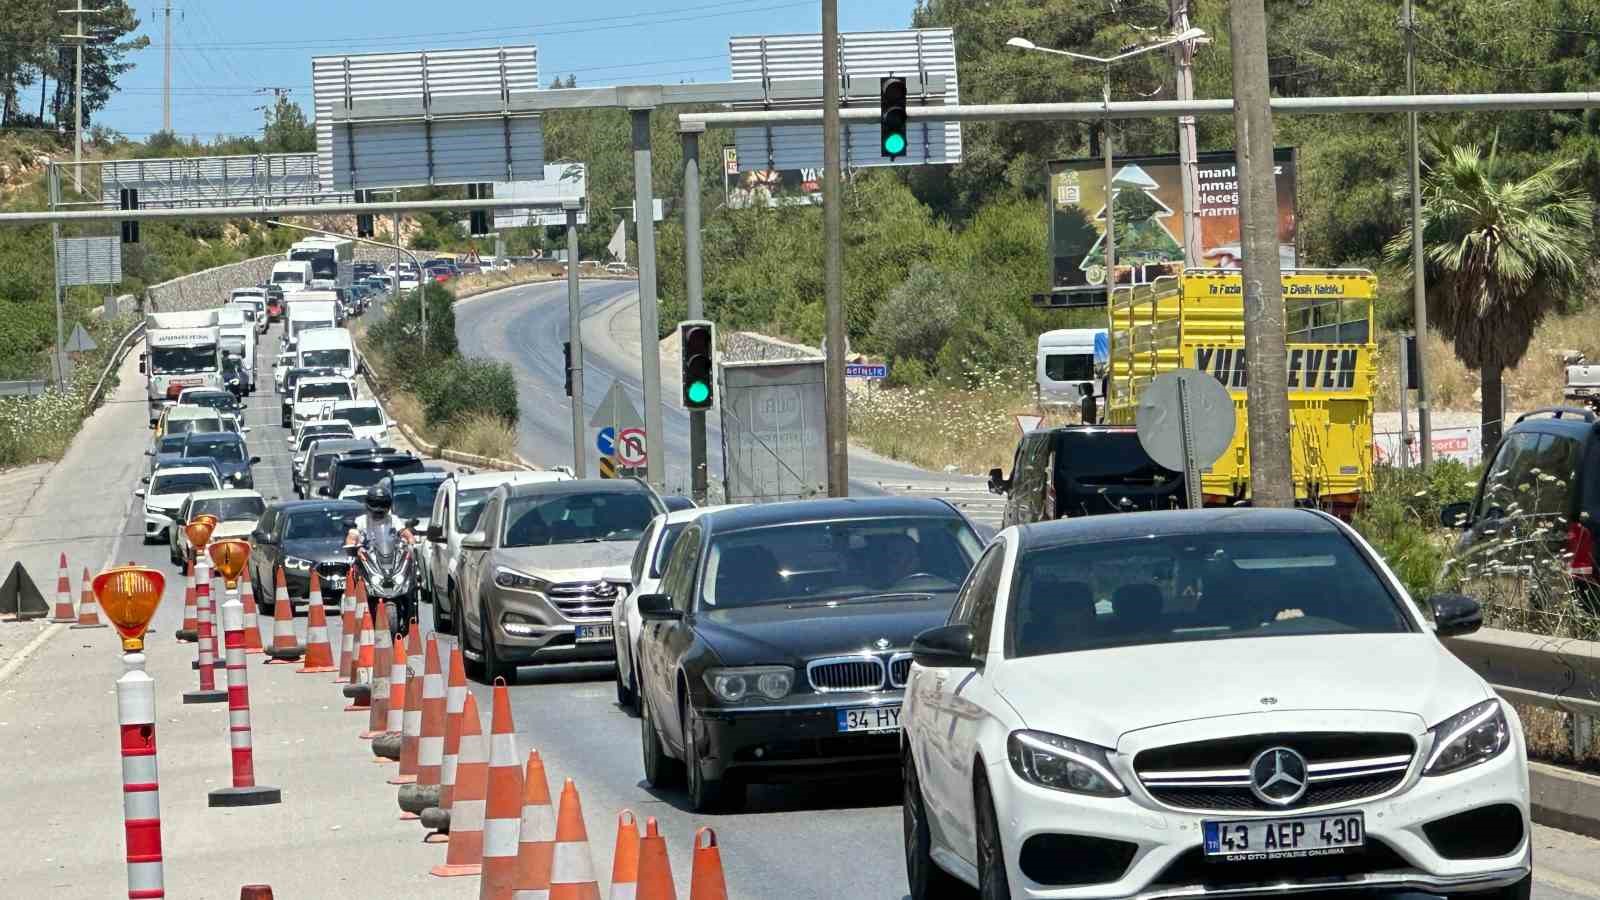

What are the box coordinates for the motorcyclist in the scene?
[345,484,414,548]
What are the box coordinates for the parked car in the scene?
[454,479,664,682]
[137,465,221,543]
[988,425,1185,526]
[297,437,378,499]
[899,507,1527,900]
[181,430,260,490]
[424,469,577,633]
[250,499,364,611]
[634,497,984,812]
[323,451,425,500]
[612,504,740,710]
[169,489,265,566]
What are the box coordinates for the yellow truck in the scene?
[1104,268,1377,517]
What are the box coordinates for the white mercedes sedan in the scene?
[901,507,1530,900]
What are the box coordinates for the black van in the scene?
[988,425,1185,527]
[1441,407,1600,605]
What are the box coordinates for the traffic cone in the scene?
[264,567,302,664]
[688,828,728,900]
[297,572,337,674]
[71,566,106,629]
[431,689,486,878]
[478,680,523,898]
[375,621,409,760]
[388,625,424,780]
[510,751,556,897]
[176,561,199,642]
[335,582,357,682]
[423,643,469,842]
[608,810,640,900]
[548,779,600,900]
[346,606,375,712]
[51,552,75,622]
[635,817,675,900]
[362,601,392,739]
[238,569,264,653]
[409,636,447,809]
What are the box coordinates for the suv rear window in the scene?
[333,458,424,492]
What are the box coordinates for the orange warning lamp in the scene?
[93,565,166,652]
[184,514,218,551]
[208,538,250,588]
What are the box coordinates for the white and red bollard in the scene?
[118,651,166,898]
[182,556,226,704]
[209,583,281,807]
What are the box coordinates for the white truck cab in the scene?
[270,260,314,295]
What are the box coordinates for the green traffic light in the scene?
[883,133,906,155]
[687,381,711,404]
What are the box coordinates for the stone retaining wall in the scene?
[143,254,279,312]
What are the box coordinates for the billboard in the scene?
[727,166,823,209]
[491,162,587,229]
[1048,148,1297,295]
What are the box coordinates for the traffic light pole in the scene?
[821,0,848,497]
[681,126,709,505]
[631,108,667,492]
[565,201,586,477]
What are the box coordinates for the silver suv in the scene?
[455,479,664,683]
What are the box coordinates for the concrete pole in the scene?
[682,125,709,504]
[73,9,83,192]
[630,108,665,491]
[565,203,585,477]
[1102,67,1117,306]
[162,0,172,132]
[1229,0,1294,507]
[49,164,65,387]
[821,0,848,497]
[1170,0,1202,267]
[1403,0,1434,467]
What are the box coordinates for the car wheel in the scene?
[435,582,456,635]
[975,774,1011,900]
[904,750,971,900]
[478,606,512,684]
[1484,873,1533,900]
[614,635,637,712]
[639,687,684,789]
[683,694,741,813]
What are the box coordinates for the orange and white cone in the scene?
[297,573,337,674]
[414,635,447,793]
[431,689,486,878]
[607,810,640,900]
[687,828,728,900]
[479,679,523,899]
[264,567,302,664]
[512,751,556,898]
[389,624,424,781]
[548,779,600,900]
[362,602,393,739]
[335,583,357,682]
[425,643,469,843]
[51,552,75,622]
[177,561,199,642]
[382,623,409,738]
[635,817,675,900]
[238,569,264,653]
[346,606,375,712]
[71,566,106,629]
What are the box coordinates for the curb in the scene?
[1531,761,1600,839]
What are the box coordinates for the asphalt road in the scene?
[100,314,1600,899]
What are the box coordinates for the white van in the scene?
[296,327,357,380]
[270,260,314,294]
[283,296,339,352]
[1035,328,1106,408]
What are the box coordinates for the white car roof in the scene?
[165,406,223,421]
[452,470,571,491]
[328,399,379,408]
[297,376,353,388]
[151,466,219,481]
[661,503,742,525]
[187,488,263,502]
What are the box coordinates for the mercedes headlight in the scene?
[704,666,793,703]
[284,556,313,572]
[1424,699,1510,776]
[1007,731,1127,797]
[494,568,549,593]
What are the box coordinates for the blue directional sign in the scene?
[845,363,889,379]
[596,426,616,457]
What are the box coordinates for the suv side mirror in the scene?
[987,467,1010,496]
[317,485,330,497]
[249,456,261,465]
[1438,501,1472,529]
[406,517,421,530]
[911,624,977,668]
[459,530,490,550]
[426,523,445,543]
[637,593,682,622]
[1430,593,1482,638]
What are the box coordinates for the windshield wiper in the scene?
[787,591,934,609]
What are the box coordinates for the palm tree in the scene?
[1385,145,1592,450]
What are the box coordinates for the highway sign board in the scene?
[844,363,888,379]
[55,236,122,286]
[596,426,616,457]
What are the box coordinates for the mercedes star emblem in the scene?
[1248,746,1309,807]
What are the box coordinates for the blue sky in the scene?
[98,1,919,139]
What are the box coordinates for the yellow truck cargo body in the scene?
[1105,269,1376,513]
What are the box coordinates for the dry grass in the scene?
[848,376,1076,475]
[1513,701,1600,773]
[450,264,563,300]
[448,412,519,460]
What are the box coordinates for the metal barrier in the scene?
[1444,627,1600,755]
[85,321,147,412]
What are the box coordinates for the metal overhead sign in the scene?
[492,163,587,229]
[85,154,350,210]
[720,358,827,504]
[54,236,122,285]
[728,29,962,171]
[314,46,545,191]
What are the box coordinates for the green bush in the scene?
[414,357,519,429]
[1350,461,1483,600]
[366,283,458,365]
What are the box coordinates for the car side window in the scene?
[661,526,702,611]
[631,520,657,585]
[949,540,1006,629]
[965,544,1008,660]
[1477,433,1538,520]
[478,496,502,544]
[257,508,278,539]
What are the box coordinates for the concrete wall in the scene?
[721,331,821,364]
[144,254,279,313]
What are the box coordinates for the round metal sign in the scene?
[1134,369,1236,472]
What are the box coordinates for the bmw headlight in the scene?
[1424,699,1510,776]
[284,556,313,572]
[494,568,549,593]
[704,666,794,703]
[1007,731,1127,797]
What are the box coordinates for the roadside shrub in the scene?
[1351,461,1481,601]
[415,357,518,429]
[366,283,458,367]
[871,262,960,366]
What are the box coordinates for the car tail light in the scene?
[1567,521,1595,576]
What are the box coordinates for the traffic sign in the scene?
[618,427,647,467]
[588,381,645,432]
[844,363,888,379]
[64,323,98,353]
[598,456,618,479]
[1015,414,1044,435]
[596,426,616,457]
[1135,369,1235,509]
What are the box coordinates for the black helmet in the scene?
[365,484,392,517]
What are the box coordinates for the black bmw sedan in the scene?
[634,497,984,812]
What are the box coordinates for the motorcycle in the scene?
[347,517,421,639]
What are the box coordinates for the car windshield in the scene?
[652,523,689,578]
[301,349,351,369]
[312,451,346,477]
[150,346,217,374]
[1055,433,1180,490]
[297,382,352,401]
[272,271,304,285]
[700,516,982,609]
[181,393,233,410]
[151,472,216,494]
[186,440,244,463]
[392,480,441,519]
[501,491,657,547]
[191,496,266,522]
[1005,531,1415,658]
[337,459,422,490]
[285,509,350,540]
[1045,353,1096,382]
[336,406,383,426]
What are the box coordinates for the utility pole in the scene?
[162,0,172,132]
[821,0,847,496]
[1101,67,1116,306]
[681,124,709,504]
[564,199,585,477]
[1229,0,1294,507]
[1402,0,1434,466]
[630,108,666,491]
[1169,0,1202,267]
[60,4,101,193]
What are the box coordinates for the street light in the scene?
[1008,28,1208,299]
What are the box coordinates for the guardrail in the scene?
[84,321,146,412]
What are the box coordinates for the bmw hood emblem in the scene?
[1248,746,1309,807]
